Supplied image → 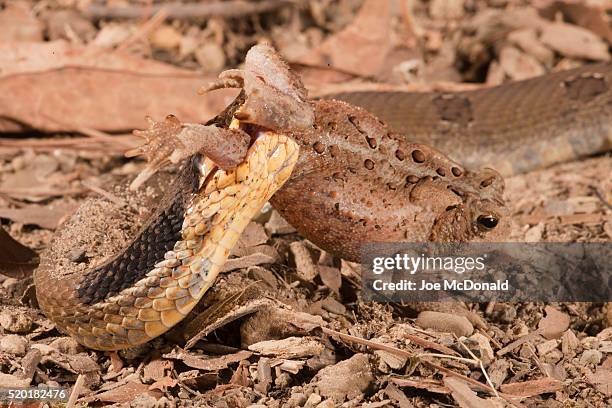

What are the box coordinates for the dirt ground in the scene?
[0,0,611,407]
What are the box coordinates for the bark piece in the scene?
[538,306,571,340]
[313,354,374,402]
[416,311,474,337]
[499,378,563,397]
[540,22,610,61]
[248,337,324,359]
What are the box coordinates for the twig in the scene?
[116,8,168,53]
[478,327,503,350]
[321,327,525,407]
[38,112,137,150]
[0,136,136,151]
[399,0,420,46]
[0,187,87,197]
[592,186,612,210]
[526,342,550,378]
[416,352,477,366]
[322,326,414,359]
[84,0,298,20]
[67,373,85,408]
[404,332,461,357]
[497,329,543,356]
[70,125,136,149]
[456,336,500,399]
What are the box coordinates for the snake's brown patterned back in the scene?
[330,63,612,175]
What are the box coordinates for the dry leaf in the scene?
[0,2,43,42]
[0,227,38,279]
[0,41,236,133]
[221,246,280,272]
[264,210,296,235]
[443,377,496,408]
[82,381,154,404]
[586,367,612,396]
[143,359,173,382]
[149,376,178,393]
[294,0,393,79]
[0,202,78,230]
[232,222,269,256]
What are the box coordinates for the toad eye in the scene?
[477,214,498,230]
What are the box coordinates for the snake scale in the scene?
[34,45,612,350]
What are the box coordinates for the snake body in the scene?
[33,45,612,349]
[35,127,298,350]
[328,62,612,176]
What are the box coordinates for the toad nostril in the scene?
[477,215,498,229]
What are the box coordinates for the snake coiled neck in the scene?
[35,132,299,350]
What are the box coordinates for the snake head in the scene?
[200,44,315,132]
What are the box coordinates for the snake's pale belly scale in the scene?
[35,132,299,350]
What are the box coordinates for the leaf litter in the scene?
[0,0,610,407]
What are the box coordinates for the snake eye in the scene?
[477,214,498,230]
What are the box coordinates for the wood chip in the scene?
[384,383,415,408]
[559,213,604,225]
[318,265,342,295]
[290,241,318,281]
[507,28,554,66]
[538,306,571,340]
[586,367,612,396]
[232,222,269,256]
[0,373,30,388]
[499,46,546,80]
[163,349,252,371]
[444,377,496,407]
[540,22,610,61]
[264,210,296,234]
[499,377,563,397]
[0,227,38,279]
[390,377,450,394]
[221,246,280,272]
[248,337,324,359]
